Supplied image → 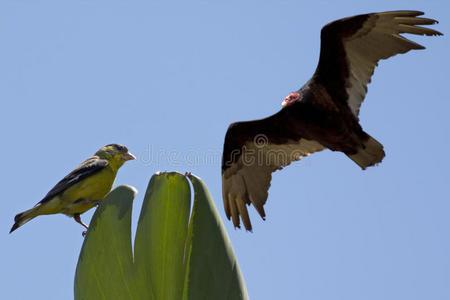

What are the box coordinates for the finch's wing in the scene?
[39,157,109,204]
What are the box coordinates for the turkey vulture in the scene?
[221,10,442,231]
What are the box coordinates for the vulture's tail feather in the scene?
[347,134,385,170]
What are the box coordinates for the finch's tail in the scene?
[10,206,39,233]
[347,134,385,170]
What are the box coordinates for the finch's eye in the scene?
[117,145,127,152]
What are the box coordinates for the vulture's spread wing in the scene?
[314,11,442,117]
[222,111,325,230]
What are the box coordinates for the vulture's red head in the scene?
[282,92,300,107]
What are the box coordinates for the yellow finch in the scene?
[10,144,135,234]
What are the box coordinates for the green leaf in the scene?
[74,185,137,300]
[74,172,248,300]
[184,174,249,300]
[134,172,191,300]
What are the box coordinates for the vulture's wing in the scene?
[314,11,442,117]
[222,110,325,230]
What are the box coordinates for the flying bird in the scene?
[10,144,135,235]
[221,10,442,231]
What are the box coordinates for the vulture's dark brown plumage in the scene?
[221,10,442,231]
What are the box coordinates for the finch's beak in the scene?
[123,152,136,161]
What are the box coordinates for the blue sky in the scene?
[1,1,449,299]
